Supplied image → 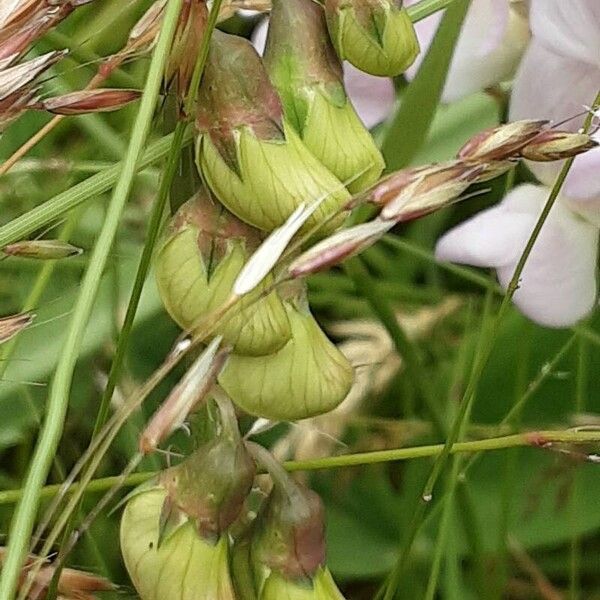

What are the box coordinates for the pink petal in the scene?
[341,62,395,128]
[530,0,600,67]
[510,41,600,205]
[250,17,394,128]
[405,0,529,102]
[436,184,599,327]
[435,206,537,269]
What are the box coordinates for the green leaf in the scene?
[381,0,471,171]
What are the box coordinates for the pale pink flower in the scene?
[405,0,530,102]
[436,0,600,327]
[251,17,395,128]
[510,0,600,210]
[436,184,598,327]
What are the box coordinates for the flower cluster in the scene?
[121,396,346,599]
[155,0,425,422]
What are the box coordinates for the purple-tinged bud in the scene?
[0,1,93,62]
[166,0,208,100]
[33,88,140,115]
[358,164,428,208]
[0,50,66,131]
[2,239,82,259]
[120,488,237,600]
[158,401,256,540]
[264,0,384,193]
[247,443,326,582]
[195,30,350,233]
[457,119,549,161]
[0,312,33,345]
[375,161,485,222]
[288,219,393,278]
[520,130,598,162]
[324,0,419,76]
[121,398,252,599]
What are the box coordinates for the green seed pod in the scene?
[218,303,353,420]
[154,193,291,356]
[195,30,351,234]
[324,0,419,76]
[120,488,236,600]
[264,0,384,193]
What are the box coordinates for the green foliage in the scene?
[0,1,599,600]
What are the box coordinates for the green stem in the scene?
[93,0,223,444]
[0,2,184,597]
[408,0,456,22]
[344,258,446,436]
[424,456,461,600]
[1,427,600,506]
[570,335,588,600]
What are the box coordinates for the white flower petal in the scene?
[530,0,600,68]
[405,0,529,102]
[437,183,599,328]
[510,41,600,205]
[251,17,395,128]
[251,16,269,54]
[341,63,395,128]
[435,200,537,269]
[510,41,600,131]
[496,200,598,328]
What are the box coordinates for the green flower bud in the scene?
[261,568,346,600]
[218,303,353,420]
[154,193,291,356]
[251,483,326,581]
[241,446,348,600]
[263,0,384,193]
[159,418,256,540]
[120,488,236,600]
[324,0,419,76]
[195,30,351,233]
